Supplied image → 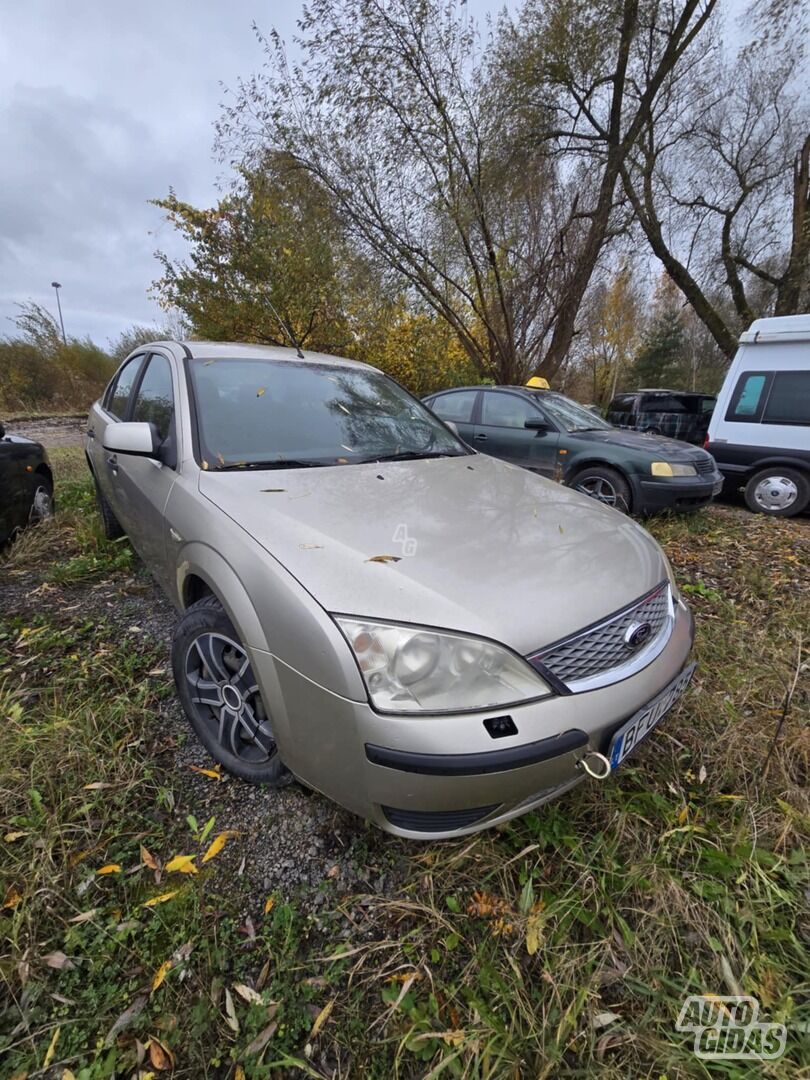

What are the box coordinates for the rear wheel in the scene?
[569,465,632,513]
[744,467,809,517]
[172,595,291,786]
[93,475,124,539]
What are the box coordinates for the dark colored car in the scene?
[0,422,54,547]
[423,386,723,514]
[606,390,716,445]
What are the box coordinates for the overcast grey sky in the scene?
[1,1,747,349]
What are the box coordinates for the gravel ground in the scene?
[4,552,410,915]
[4,415,86,449]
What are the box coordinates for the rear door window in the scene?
[429,390,479,424]
[762,372,810,425]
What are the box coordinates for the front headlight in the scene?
[651,461,697,477]
[334,617,551,714]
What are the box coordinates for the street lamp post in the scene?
[51,282,67,345]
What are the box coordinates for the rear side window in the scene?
[726,373,769,421]
[132,354,174,441]
[430,390,478,423]
[763,372,810,425]
[106,355,144,419]
[639,395,690,413]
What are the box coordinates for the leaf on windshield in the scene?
[366,555,401,564]
[216,453,225,466]
[337,403,350,414]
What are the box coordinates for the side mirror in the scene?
[524,417,549,432]
[102,421,160,457]
[444,420,460,436]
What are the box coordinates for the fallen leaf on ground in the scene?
[224,987,240,1033]
[143,891,178,908]
[201,830,238,864]
[309,998,335,1039]
[148,1036,174,1070]
[104,994,148,1046]
[151,960,174,992]
[189,764,222,781]
[42,951,75,970]
[140,845,159,870]
[2,885,22,910]
[43,1026,60,1068]
[164,854,198,875]
[83,782,116,790]
[4,831,28,842]
[245,1020,278,1056]
[525,905,546,956]
[96,864,122,875]
[235,1066,246,1080]
[68,908,98,923]
[263,896,275,915]
[233,983,263,1005]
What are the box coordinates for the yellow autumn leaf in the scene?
[164,854,198,875]
[96,863,122,875]
[235,1067,246,1080]
[526,906,546,956]
[4,831,28,842]
[263,896,275,915]
[43,1025,60,1068]
[201,830,237,864]
[152,959,174,992]
[2,885,23,910]
[141,845,159,870]
[309,998,335,1038]
[678,805,689,825]
[189,764,222,781]
[63,1070,77,1080]
[143,891,178,908]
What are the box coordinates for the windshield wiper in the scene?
[214,459,325,471]
[362,449,467,464]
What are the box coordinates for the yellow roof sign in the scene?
[526,376,550,390]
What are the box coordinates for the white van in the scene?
[707,314,810,517]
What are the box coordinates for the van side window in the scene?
[725,373,770,422]
[763,372,810,425]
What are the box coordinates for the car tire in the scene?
[744,467,809,518]
[94,476,125,540]
[27,473,54,524]
[568,465,632,513]
[172,595,291,786]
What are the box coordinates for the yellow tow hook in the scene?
[577,751,612,780]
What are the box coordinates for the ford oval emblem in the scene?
[624,621,652,651]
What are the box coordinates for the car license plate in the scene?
[609,662,696,769]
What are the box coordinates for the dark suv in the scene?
[423,386,722,515]
[606,390,716,445]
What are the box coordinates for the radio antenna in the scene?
[264,297,304,359]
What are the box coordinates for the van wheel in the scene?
[172,595,291,786]
[569,466,632,513]
[744,468,809,517]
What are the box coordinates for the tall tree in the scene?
[621,23,809,356]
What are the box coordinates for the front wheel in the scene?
[27,474,54,524]
[568,465,632,514]
[744,467,809,517]
[172,595,290,786]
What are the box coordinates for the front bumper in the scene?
[632,471,723,514]
[250,601,695,839]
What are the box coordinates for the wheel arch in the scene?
[564,456,634,485]
[34,462,53,487]
[740,454,810,480]
[176,543,270,652]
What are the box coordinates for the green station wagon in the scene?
[423,386,723,515]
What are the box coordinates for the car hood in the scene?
[571,429,700,456]
[198,454,668,656]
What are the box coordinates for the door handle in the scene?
[86,428,95,439]
[106,454,118,474]
[474,433,488,441]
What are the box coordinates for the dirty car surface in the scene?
[85,342,695,838]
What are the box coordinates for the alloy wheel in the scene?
[184,633,275,764]
[575,475,619,506]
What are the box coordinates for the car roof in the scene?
[147,340,374,371]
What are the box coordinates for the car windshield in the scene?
[538,393,614,433]
[189,358,469,469]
